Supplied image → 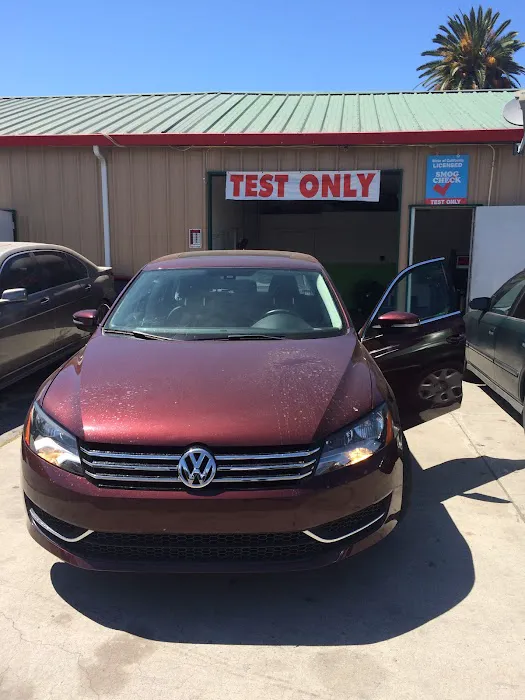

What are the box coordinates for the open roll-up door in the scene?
[469,206,525,300]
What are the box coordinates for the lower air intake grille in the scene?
[72,531,321,562]
[44,497,391,563]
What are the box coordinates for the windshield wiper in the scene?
[104,329,172,341]
[224,334,285,340]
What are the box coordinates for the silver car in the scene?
[0,242,115,390]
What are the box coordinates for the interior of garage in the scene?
[411,207,474,311]
[209,171,402,323]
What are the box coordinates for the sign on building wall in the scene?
[225,171,381,202]
[425,155,469,205]
[188,228,202,249]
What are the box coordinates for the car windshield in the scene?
[105,267,345,340]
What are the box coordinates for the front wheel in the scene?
[413,364,463,410]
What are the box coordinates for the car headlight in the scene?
[24,402,82,475]
[316,403,393,475]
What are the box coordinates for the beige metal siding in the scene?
[0,143,524,277]
[0,147,103,264]
[107,148,207,277]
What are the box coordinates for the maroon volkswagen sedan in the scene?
[21,251,457,572]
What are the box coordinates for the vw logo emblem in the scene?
[178,447,217,489]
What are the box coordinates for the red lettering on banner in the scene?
[357,172,376,198]
[300,174,319,198]
[259,174,273,198]
[274,174,289,198]
[321,173,341,198]
[245,174,258,197]
[343,174,357,197]
[230,174,244,198]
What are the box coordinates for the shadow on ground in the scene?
[0,364,61,440]
[49,452,525,646]
[463,374,523,426]
[481,386,523,426]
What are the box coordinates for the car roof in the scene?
[0,241,99,267]
[147,250,322,271]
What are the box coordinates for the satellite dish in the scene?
[503,96,524,126]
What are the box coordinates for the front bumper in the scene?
[22,440,406,572]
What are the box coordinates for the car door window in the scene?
[374,260,455,322]
[65,254,88,280]
[0,253,43,295]
[490,277,525,316]
[33,251,76,289]
[512,292,525,320]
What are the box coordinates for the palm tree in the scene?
[418,6,525,90]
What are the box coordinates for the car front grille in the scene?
[79,443,321,490]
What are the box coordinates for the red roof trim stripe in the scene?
[0,129,520,148]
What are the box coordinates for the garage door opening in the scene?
[409,207,474,311]
[208,170,402,323]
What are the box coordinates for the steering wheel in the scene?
[259,308,303,320]
[166,305,185,323]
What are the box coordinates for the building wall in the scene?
[0,143,524,277]
[0,147,103,264]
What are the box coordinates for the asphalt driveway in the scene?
[0,382,524,699]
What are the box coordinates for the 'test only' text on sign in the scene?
[225,171,381,201]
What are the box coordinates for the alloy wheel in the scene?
[417,368,463,406]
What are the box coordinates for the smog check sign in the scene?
[226,171,380,201]
[425,155,469,205]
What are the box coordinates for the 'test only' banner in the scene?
[225,171,381,201]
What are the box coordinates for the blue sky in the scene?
[3,1,525,95]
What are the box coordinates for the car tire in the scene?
[410,363,464,411]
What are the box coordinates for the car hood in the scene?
[42,331,374,447]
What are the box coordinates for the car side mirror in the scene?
[73,309,98,332]
[469,297,490,312]
[376,311,420,329]
[0,288,28,304]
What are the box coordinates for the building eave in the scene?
[0,128,521,148]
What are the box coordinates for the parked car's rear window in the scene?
[105,267,345,339]
[34,252,76,288]
[66,254,89,280]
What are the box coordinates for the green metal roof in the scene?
[0,91,520,146]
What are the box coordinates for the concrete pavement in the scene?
[0,382,524,699]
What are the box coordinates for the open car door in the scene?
[360,257,465,423]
